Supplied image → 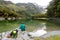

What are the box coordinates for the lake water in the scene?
[28,22,47,37]
[0,20,60,38]
[27,20,60,37]
[26,20,60,32]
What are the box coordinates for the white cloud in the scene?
[6,0,52,7]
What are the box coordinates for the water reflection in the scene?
[28,23,47,37]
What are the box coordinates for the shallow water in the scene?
[28,23,47,37]
[29,29,47,37]
[42,31,60,38]
[28,20,60,37]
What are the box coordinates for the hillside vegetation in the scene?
[47,0,60,18]
[0,0,44,20]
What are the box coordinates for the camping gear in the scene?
[10,29,18,38]
[7,34,11,38]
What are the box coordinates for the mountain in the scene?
[0,0,13,5]
[0,0,4,1]
[16,3,44,14]
[0,0,44,19]
[0,0,44,14]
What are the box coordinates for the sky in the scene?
[6,0,52,8]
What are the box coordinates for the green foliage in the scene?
[32,13,47,18]
[0,0,44,19]
[0,4,19,18]
[47,0,60,18]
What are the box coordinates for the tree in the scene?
[0,5,19,20]
[47,0,60,18]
